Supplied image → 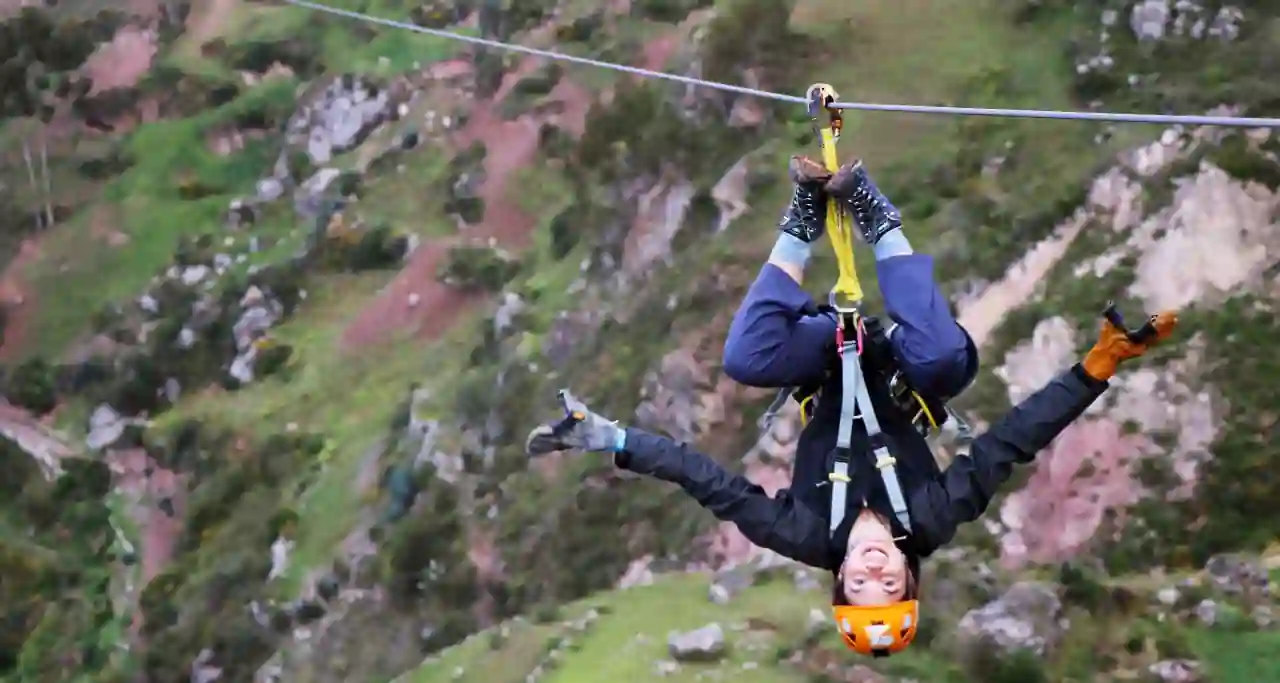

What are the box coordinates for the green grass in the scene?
[396,570,1280,683]
[150,268,483,586]
[17,77,299,354]
[1195,628,1280,683]
[400,573,826,683]
[353,138,458,236]
[178,0,469,77]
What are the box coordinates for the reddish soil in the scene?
[339,61,592,350]
[107,446,186,636]
[0,237,45,362]
[184,0,237,48]
[639,33,679,73]
[83,25,158,96]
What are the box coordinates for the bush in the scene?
[379,476,474,603]
[699,0,809,91]
[4,356,57,415]
[444,142,488,224]
[555,12,604,42]
[331,224,409,272]
[1207,134,1280,190]
[575,80,747,183]
[437,245,521,292]
[409,0,459,29]
[1057,562,1110,612]
[546,205,580,259]
[518,61,563,95]
[254,341,293,378]
[245,261,308,315]
[963,646,1049,683]
[224,38,323,78]
[537,122,573,158]
[631,0,712,22]
[78,142,135,180]
[473,48,505,99]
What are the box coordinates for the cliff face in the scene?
[0,0,1278,681]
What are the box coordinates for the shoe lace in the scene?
[794,186,819,222]
[850,184,877,220]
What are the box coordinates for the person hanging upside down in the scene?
[526,311,1175,655]
[524,155,1179,656]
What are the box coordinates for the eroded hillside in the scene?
[0,0,1277,682]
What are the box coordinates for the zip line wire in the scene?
[282,0,1280,128]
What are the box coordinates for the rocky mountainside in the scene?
[0,0,1277,682]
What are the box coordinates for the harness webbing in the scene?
[809,84,913,538]
[835,313,912,533]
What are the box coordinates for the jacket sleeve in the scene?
[909,364,1109,556]
[723,264,835,388]
[615,428,832,569]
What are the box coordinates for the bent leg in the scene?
[876,252,977,398]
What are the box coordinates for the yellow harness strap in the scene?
[807,83,912,535]
[807,84,863,308]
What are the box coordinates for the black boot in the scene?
[778,156,831,243]
[825,162,902,245]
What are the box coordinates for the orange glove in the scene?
[1082,311,1178,381]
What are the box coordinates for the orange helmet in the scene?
[831,599,920,656]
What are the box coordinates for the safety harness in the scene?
[815,84,915,537]
[755,85,974,540]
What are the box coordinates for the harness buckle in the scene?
[828,290,861,317]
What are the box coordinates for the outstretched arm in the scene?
[616,428,833,569]
[910,363,1108,554]
[908,309,1179,555]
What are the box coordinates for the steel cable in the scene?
[282,0,1280,128]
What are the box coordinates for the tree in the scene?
[0,7,104,230]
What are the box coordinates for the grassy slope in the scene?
[401,574,826,683]
[4,0,1276,679]
[4,0,1124,634]
[400,570,1280,683]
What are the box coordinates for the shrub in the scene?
[631,0,713,22]
[4,356,57,415]
[379,476,471,602]
[555,12,604,42]
[1207,134,1280,190]
[254,342,293,378]
[437,245,521,292]
[473,48,505,99]
[963,646,1049,683]
[1057,562,1110,612]
[332,224,409,272]
[699,0,809,91]
[224,38,323,78]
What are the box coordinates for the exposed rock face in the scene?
[289,76,398,165]
[969,124,1275,568]
[955,582,1066,658]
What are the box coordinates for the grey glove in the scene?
[525,389,623,455]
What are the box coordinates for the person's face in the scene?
[840,520,908,605]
